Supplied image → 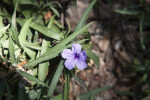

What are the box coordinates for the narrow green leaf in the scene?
[30,22,62,40]
[38,15,54,82]
[5,81,11,100]
[115,90,135,96]
[27,29,33,42]
[54,20,64,29]
[71,71,87,89]
[0,16,3,27]
[23,47,36,59]
[74,0,97,31]
[21,8,32,19]
[17,18,62,40]
[50,6,60,17]
[139,13,145,49]
[90,95,94,100]
[20,0,40,8]
[0,8,11,21]
[46,60,64,100]
[18,84,26,100]
[43,2,62,9]
[79,86,112,100]
[136,74,147,86]
[85,49,100,68]
[51,25,64,39]
[9,35,16,64]
[19,18,32,43]
[11,0,21,46]
[115,9,140,15]
[18,18,36,59]
[24,42,41,50]
[17,70,49,88]
[64,70,70,100]
[24,22,92,68]
[33,31,39,44]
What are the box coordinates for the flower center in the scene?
[74,53,79,59]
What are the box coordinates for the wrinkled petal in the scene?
[65,59,77,70]
[76,59,87,70]
[72,44,81,53]
[61,49,73,59]
[79,51,87,61]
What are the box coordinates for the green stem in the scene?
[139,13,145,50]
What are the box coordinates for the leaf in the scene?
[21,7,32,19]
[0,8,11,21]
[46,60,64,100]
[18,18,36,59]
[33,31,39,44]
[17,18,62,40]
[71,71,87,89]
[20,0,40,8]
[0,24,10,37]
[54,20,64,29]
[17,70,49,88]
[85,49,100,68]
[0,16,3,27]
[115,90,135,96]
[79,86,112,100]
[27,88,41,100]
[51,25,64,39]
[30,22,63,40]
[23,47,36,59]
[131,65,146,72]
[115,9,140,15]
[11,0,21,47]
[9,35,16,64]
[136,74,147,86]
[38,16,54,82]
[19,18,32,43]
[139,13,145,49]
[50,6,60,17]
[43,2,62,9]
[24,42,41,50]
[64,69,70,100]
[5,81,11,100]
[74,0,97,31]
[24,22,93,68]
[27,29,33,42]
[18,84,26,100]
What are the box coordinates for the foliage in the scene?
[0,0,104,100]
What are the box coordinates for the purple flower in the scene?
[61,44,87,70]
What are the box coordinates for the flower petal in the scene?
[72,44,81,53]
[76,59,87,70]
[61,49,73,59]
[64,59,77,70]
[79,51,87,61]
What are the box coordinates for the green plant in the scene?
[0,0,106,100]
